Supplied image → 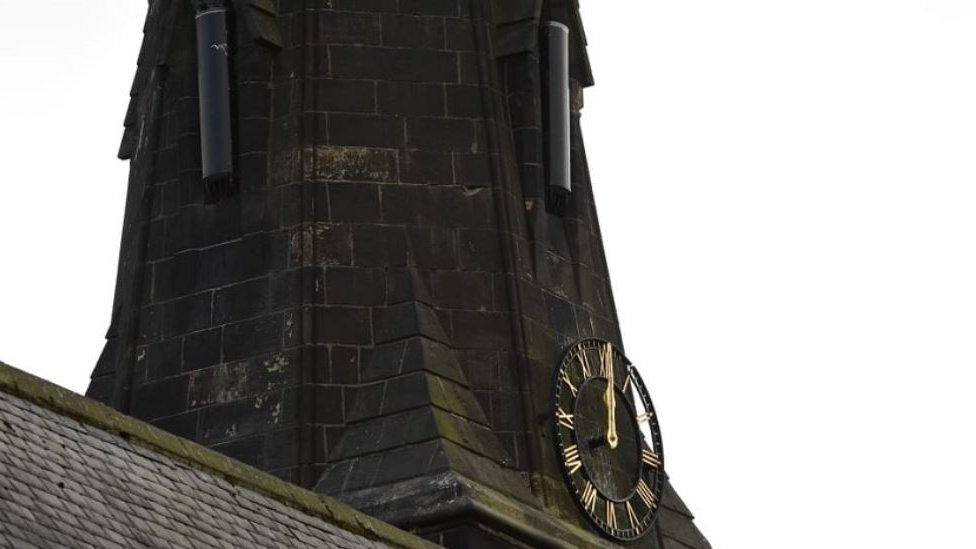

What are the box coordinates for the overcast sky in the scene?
[2,1,975,547]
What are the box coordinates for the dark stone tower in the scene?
[89,1,709,547]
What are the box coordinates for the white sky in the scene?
[2,1,976,547]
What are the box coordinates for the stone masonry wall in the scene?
[89,0,625,535]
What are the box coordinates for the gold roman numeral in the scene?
[642,449,661,468]
[636,410,654,423]
[561,371,577,397]
[637,479,657,509]
[600,343,613,378]
[636,478,657,508]
[581,481,598,514]
[563,444,582,475]
[605,501,617,530]
[625,500,640,532]
[578,349,592,378]
[556,407,574,430]
[621,370,633,393]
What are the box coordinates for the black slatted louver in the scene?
[195,2,235,203]
[543,21,571,216]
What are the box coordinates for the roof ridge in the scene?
[0,360,437,549]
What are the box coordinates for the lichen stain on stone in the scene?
[463,187,485,198]
[284,314,295,341]
[188,364,247,408]
[312,224,348,266]
[292,224,349,267]
[270,149,300,186]
[271,402,282,424]
[303,146,396,183]
[225,424,238,438]
[264,353,288,374]
[290,226,314,266]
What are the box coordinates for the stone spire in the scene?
[89,1,709,546]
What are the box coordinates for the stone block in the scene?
[352,224,408,267]
[311,306,372,345]
[330,46,457,82]
[265,427,300,471]
[271,267,326,310]
[380,14,445,49]
[303,146,397,183]
[328,183,380,223]
[398,150,453,184]
[545,292,578,338]
[310,79,375,112]
[197,388,295,444]
[238,117,271,155]
[130,375,189,420]
[328,114,402,148]
[451,310,512,350]
[147,338,183,380]
[444,18,476,51]
[222,314,282,361]
[453,152,493,186]
[377,81,444,116]
[312,385,345,425]
[398,0,457,16]
[330,346,360,384]
[406,226,457,269]
[372,302,448,344]
[457,51,481,85]
[311,11,380,45]
[445,85,482,118]
[214,278,271,324]
[405,117,476,152]
[333,0,397,12]
[290,223,353,267]
[325,266,386,305]
[155,232,288,300]
[182,328,222,371]
[431,271,492,310]
[458,228,502,271]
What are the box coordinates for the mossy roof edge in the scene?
[0,360,438,549]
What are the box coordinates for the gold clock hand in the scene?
[605,342,618,449]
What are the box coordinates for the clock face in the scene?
[552,338,664,541]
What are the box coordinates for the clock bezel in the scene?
[551,338,665,542]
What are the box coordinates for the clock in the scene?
[552,338,664,541]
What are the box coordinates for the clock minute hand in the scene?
[605,343,619,449]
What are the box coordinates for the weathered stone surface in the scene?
[303,146,398,183]
[88,1,709,546]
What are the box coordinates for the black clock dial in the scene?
[552,338,664,542]
[574,378,641,501]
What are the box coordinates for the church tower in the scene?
[89,1,710,546]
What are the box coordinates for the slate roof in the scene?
[0,361,435,549]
